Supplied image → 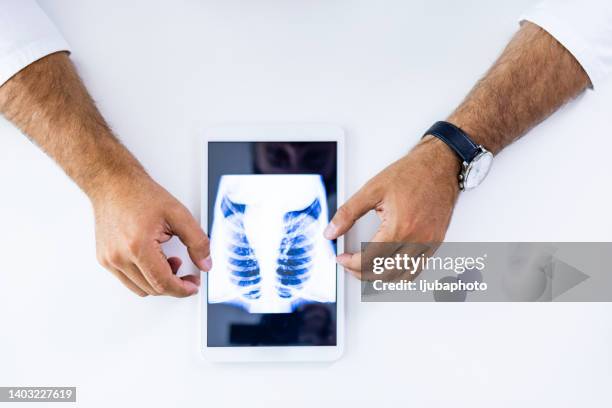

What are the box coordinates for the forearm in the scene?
[0,51,209,296]
[446,21,591,154]
[0,52,146,200]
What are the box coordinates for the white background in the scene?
[1,0,612,406]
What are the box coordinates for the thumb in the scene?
[324,182,379,240]
[167,204,212,271]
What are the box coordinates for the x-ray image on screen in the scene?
[208,174,336,313]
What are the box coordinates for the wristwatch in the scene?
[424,121,493,191]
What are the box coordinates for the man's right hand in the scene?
[0,52,211,298]
[91,172,211,297]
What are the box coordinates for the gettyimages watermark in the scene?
[360,242,611,302]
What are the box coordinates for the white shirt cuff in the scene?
[0,36,70,86]
[0,0,71,87]
[520,0,612,89]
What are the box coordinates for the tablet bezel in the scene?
[200,124,345,362]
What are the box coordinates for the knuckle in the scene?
[96,252,109,268]
[126,237,143,256]
[169,202,189,219]
[107,251,123,267]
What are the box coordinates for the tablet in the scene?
[201,124,345,362]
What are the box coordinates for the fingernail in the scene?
[199,256,212,271]
[323,222,338,240]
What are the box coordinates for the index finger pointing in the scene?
[324,182,379,240]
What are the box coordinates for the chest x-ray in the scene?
[208,174,336,313]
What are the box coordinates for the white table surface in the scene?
[1,1,612,407]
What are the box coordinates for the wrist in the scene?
[87,165,150,206]
[420,120,495,191]
[417,134,462,176]
[446,113,499,155]
[412,135,461,198]
[78,136,150,204]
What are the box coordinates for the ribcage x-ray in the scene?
[209,175,336,313]
[220,196,262,300]
[276,198,321,299]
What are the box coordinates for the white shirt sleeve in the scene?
[0,0,70,86]
[521,0,612,89]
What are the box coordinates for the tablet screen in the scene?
[207,141,338,347]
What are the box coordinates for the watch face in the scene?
[464,151,493,190]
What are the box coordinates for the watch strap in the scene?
[424,121,480,163]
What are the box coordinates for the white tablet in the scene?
[200,124,345,362]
